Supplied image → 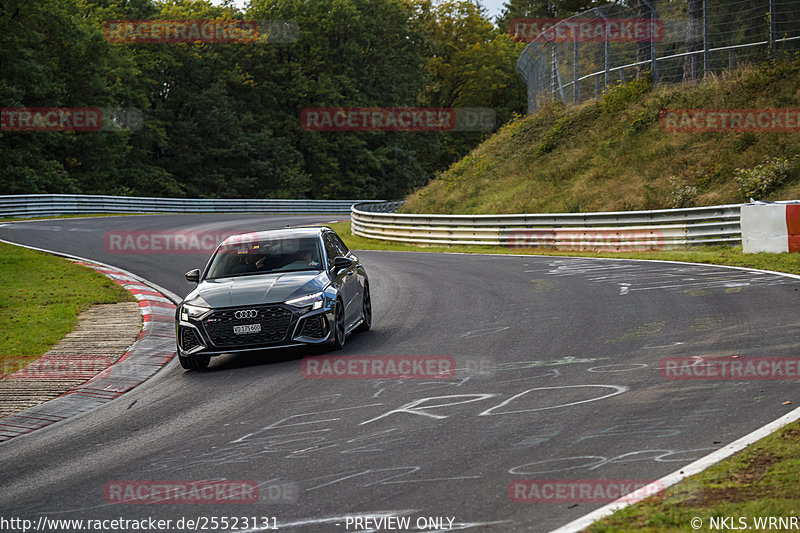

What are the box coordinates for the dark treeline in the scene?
[0,0,527,199]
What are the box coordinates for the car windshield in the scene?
[205,235,323,279]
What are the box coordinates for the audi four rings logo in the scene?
[234,309,258,320]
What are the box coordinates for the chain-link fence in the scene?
[515,0,800,113]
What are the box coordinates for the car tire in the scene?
[331,299,346,350]
[179,353,210,370]
[356,283,371,332]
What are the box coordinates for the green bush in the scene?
[667,176,699,208]
[733,156,794,200]
[601,75,652,114]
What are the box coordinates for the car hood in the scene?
[184,271,329,308]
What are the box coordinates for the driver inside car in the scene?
[230,251,266,274]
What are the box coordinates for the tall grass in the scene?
[402,60,800,214]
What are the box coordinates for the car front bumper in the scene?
[175,302,336,358]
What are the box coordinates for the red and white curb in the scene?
[0,259,177,442]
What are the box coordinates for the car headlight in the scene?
[286,291,325,310]
[181,304,211,321]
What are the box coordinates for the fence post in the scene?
[652,3,659,82]
[703,0,710,78]
[641,0,659,83]
[604,23,610,89]
[573,33,580,103]
[595,8,611,90]
[518,45,542,114]
[528,69,538,113]
[769,0,776,55]
[551,42,558,98]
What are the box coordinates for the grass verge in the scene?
[0,242,135,375]
[585,421,800,532]
[331,220,800,531]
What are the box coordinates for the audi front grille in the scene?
[202,305,293,348]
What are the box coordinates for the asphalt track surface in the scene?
[1,214,799,532]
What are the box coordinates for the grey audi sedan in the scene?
[175,226,371,370]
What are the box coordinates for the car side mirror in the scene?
[185,269,200,283]
[332,256,354,270]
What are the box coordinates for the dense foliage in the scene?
[0,0,526,199]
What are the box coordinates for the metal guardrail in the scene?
[351,201,744,249]
[2,195,754,249]
[0,194,383,218]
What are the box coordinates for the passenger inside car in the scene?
[277,247,321,271]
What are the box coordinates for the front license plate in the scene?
[233,323,261,335]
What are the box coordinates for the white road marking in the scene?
[550,404,800,532]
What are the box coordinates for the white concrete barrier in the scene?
[741,203,800,253]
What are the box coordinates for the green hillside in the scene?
[402,60,800,214]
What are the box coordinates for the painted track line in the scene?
[550,404,800,532]
[4,239,800,527]
[503,255,800,531]
[357,249,800,532]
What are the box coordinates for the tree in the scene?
[1,0,525,199]
[418,0,526,173]
[0,0,136,194]
[496,0,599,33]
